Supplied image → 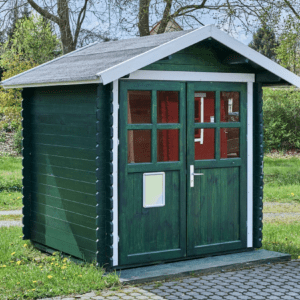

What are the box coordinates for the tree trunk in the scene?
[57,0,75,53]
[157,0,173,34]
[138,0,151,36]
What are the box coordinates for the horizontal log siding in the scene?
[96,84,113,268]
[142,42,256,73]
[28,85,99,262]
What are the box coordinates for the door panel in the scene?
[187,82,247,256]
[119,171,182,264]
[119,80,186,266]
[188,167,241,251]
[119,80,248,266]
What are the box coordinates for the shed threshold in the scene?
[117,250,290,284]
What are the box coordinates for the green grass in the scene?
[264,156,300,203]
[0,155,22,210]
[0,191,23,210]
[0,215,22,221]
[262,221,300,259]
[0,227,120,300]
[0,155,22,191]
[264,185,300,203]
[264,202,300,213]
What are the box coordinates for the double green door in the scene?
[119,80,247,266]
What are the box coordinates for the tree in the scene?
[0,14,61,130]
[114,0,281,37]
[275,16,300,74]
[248,24,278,60]
[26,0,114,54]
[0,1,113,54]
[27,0,89,54]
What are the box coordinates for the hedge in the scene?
[263,87,300,151]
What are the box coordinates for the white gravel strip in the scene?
[0,220,22,227]
[0,210,22,215]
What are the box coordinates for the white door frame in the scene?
[112,70,254,266]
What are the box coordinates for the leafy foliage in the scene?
[13,129,22,155]
[0,14,61,131]
[248,24,278,60]
[263,87,300,151]
[275,16,300,74]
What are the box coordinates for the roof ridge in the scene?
[1,41,99,85]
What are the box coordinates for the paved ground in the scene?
[0,209,22,227]
[37,260,300,300]
[0,210,22,215]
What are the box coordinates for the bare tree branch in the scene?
[74,0,88,47]
[27,0,60,24]
[283,0,300,19]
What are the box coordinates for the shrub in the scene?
[263,87,300,151]
[13,129,22,154]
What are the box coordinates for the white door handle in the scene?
[190,165,204,187]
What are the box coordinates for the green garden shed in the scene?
[2,25,300,269]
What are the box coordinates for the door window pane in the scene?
[157,129,179,161]
[221,128,240,158]
[128,91,151,124]
[157,91,179,123]
[195,128,215,160]
[220,92,240,122]
[128,130,151,163]
[194,91,215,123]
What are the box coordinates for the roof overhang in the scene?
[97,25,300,88]
[2,78,101,89]
[2,24,300,89]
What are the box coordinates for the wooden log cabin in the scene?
[2,25,300,269]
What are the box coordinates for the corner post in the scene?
[247,82,253,247]
[112,80,119,267]
[253,82,264,248]
[21,88,33,240]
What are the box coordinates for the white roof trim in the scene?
[127,70,255,82]
[98,24,300,88]
[2,78,101,89]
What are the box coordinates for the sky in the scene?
[83,3,254,47]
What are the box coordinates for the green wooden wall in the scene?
[22,84,110,264]
[142,41,257,73]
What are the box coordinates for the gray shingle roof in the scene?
[1,29,193,87]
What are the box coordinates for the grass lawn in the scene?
[0,154,23,210]
[0,227,119,300]
[0,214,22,221]
[0,191,22,211]
[262,221,300,259]
[264,155,300,203]
[0,155,22,191]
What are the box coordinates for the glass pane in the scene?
[221,128,240,158]
[195,128,215,160]
[220,92,240,122]
[157,91,179,123]
[143,173,165,208]
[157,129,179,162]
[194,91,215,123]
[194,128,215,160]
[128,91,151,124]
[128,130,151,163]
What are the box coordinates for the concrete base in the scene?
[118,250,291,284]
